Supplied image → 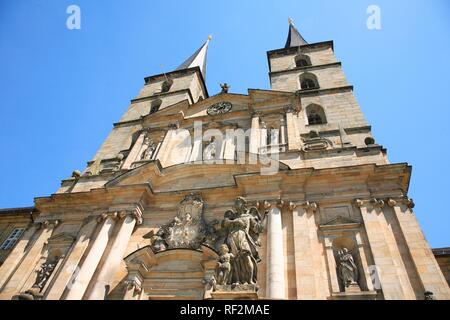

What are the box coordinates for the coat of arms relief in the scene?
[148,193,209,252]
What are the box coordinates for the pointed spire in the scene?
[284,18,307,48]
[176,35,211,79]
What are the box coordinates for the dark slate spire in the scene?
[176,35,211,79]
[284,18,307,48]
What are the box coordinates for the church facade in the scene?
[0,22,449,300]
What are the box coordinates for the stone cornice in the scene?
[267,40,334,58]
[294,86,354,97]
[131,88,194,105]
[37,163,412,217]
[269,62,342,77]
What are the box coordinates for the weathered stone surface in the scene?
[0,31,448,301]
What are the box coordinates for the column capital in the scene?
[251,110,262,118]
[96,212,111,223]
[263,199,284,209]
[283,105,297,114]
[404,197,415,209]
[105,207,143,225]
[387,197,415,210]
[387,198,397,207]
[36,219,60,229]
[355,198,384,208]
[124,278,142,293]
[289,201,317,212]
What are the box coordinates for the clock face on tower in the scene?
[206,101,233,116]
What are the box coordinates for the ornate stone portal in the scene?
[148,195,265,299]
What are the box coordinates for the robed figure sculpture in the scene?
[220,197,264,286]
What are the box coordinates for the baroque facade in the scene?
[0,21,449,300]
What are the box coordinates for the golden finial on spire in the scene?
[288,17,294,25]
[207,35,213,41]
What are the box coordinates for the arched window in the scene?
[150,99,162,114]
[295,54,311,68]
[300,73,319,90]
[306,104,327,125]
[161,78,173,93]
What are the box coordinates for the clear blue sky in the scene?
[0,0,449,247]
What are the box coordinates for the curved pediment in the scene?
[124,245,219,272]
[105,159,289,192]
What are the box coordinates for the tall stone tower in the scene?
[0,21,448,300]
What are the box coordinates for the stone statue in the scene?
[266,127,279,146]
[220,83,230,93]
[221,196,264,286]
[140,136,156,160]
[33,260,57,290]
[215,244,234,285]
[336,248,359,289]
[149,229,167,252]
[204,137,217,160]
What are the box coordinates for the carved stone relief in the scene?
[149,193,208,251]
[148,195,265,296]
[140,135,156,161]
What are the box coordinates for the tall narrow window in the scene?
[0,228,25,250]
[295,54,311,68]
[306,104,327,125]
[300,73,319,90]
[150,99,162,114]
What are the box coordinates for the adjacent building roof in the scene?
[433,247,450,256]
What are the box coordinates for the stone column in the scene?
[223,131,236,162]
[249,112,261,155]
[85,209,142,300]
[354,232,375,292]
[121,132,146,169]
[323,237,341,293]
[356,198,413,299]
[285,106,301,151]
[260,122,267,154]
[279,118,286,146]
[64,214,116,300]
[45,216,98,300]
[289,201,327,299]
[389,198,450,300]
[151,137,163,161]
[156,124,177,166]
[0,223,40,290]
[265,200,286,299]
[189,133,203,163]
[0,220,58,299]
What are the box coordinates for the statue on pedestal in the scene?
[336,247,360,290]
[34,261,57,290]
[220,196,264,286]
[140,136,156,160]
[204,137,217,161]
